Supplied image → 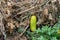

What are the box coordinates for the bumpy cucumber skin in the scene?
[30,15,37,31]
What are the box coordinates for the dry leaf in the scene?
[7,22,15,33]
[43,8,48,16]
[49,13,53,20]
[7,2,12,7]
[20,19,29,26]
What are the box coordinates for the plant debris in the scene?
[0,0,60,40]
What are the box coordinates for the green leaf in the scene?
[37,36,48,40]
[36,28,41,33]
[51,37,57,40]
[47,27,52,35]
[32,37,36,40]
[41,26,48,33]
[18,27,23,33]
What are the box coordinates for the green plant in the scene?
[26,24,60,40]
[18,27,24,33]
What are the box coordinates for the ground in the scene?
[0,0,60,40]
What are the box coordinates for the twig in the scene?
[19,25,29,37]
[0,12,6,40]
[13,0,51,17]
[14,25,29,40]
[13,5,37,17]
